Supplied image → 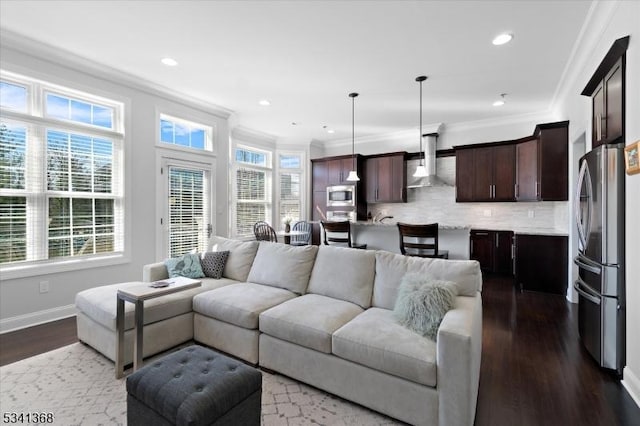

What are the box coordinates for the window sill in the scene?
[0,253,130,281]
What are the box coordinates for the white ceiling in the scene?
[0,1,592,144]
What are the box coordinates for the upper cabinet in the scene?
[311,154,365,221]
[516,122,569,201]
[365,153,407,203]
[582,36,629,148]
[456,120,568,203]
[455,144,515,202]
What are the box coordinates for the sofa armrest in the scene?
[143,262,169,282]
[436,292,482,426]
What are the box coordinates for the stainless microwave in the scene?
[327,185,355,207]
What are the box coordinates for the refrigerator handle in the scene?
[574,160,591,251]
[574,280,601,305]
[574,256,601,275]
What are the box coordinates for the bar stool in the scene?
[321,221,367,250]
[397,222,448,258]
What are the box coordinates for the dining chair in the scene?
[254,221,278,242]
[290,221,312,246]
[397,222,449,259]
[321,220,367,250]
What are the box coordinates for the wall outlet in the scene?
[483,209,492,217]
[528,210,535,218]
[39,281,49,294]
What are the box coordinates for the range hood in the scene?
[407,134,452,188]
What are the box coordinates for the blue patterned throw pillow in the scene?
[165,253,205,279]
[200,251,229,279]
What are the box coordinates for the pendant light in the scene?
[346,92,360,182]
[413,76,428,178]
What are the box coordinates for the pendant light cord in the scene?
[349,93,358,171]
[419,78,424,166]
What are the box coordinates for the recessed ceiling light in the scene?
[327,129,335,134]
[493,93,507,107]
[258,99,271,106]
[161,57,178,66]
[291,122,298,126]
[492,33,513,46]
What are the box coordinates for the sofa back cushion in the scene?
[307,245,376,308]
[247,243,318,294]
[208,236,259,282]
[372,250,482,310]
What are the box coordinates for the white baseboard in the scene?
[0,304,77,334]
[623,366,640,408]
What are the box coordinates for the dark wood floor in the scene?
[1,275,638,425]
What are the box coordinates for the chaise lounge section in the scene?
[75,236,482,426]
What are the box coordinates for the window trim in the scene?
[275,150,306,226]
[0,70,131,280]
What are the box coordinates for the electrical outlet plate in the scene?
[483,209,492,217]
[39,281,49,293]
[528,210,535,218]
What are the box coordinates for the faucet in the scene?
[372,212,394,223]
[379,215,394,223]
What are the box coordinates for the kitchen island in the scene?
[351,222,471,260]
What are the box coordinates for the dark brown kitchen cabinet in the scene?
[455,149,474,202]
[515,234,568,295]
[470,229,514,275]
[455,144,515,202]
[365,153,407,203]
[516,121,569,201]
[582,36,628,148]
[311,154,365,221]
[327,157,356,185]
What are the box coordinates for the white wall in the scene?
[0,42,230,332]
[551,0,639,405]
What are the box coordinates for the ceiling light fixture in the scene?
[413,76,428,178]
[161,57,178,66]
[346,92,360,182]
[259,99,271,106]
[492,33,513,46]
[327,129,335,134]
[493,93,507,107]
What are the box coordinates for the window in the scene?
[0,71,124,270]
[160,115,211,151]
[278,153,303,226]
[233,146,271,238]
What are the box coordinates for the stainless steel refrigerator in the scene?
[574,143,625,375]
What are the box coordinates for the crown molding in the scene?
[550,0,621,112]
[322,123,443,149]
[442,110,556,133]
[0,29,234,119]
[231,125,278,146]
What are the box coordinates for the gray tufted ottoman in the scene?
[126,345,262,426]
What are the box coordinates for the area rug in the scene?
[0,343,402,425]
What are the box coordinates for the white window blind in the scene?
[0,71,124,268]
[277,153,303,226]
[168,166,208,257]
[232,145,271,238]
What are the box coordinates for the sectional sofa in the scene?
[75,236,483,426]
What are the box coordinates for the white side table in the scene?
[115,277,201,378]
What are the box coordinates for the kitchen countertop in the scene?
[353,221,469,230]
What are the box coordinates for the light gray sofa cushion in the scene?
[332,307,437,387]
[208,236,259,282]
[307,245,376,308]
[259,294,363,353]
[75,278,235,331]
[247,243,318,294]
[372,250,482,309]
[192,283,297,329]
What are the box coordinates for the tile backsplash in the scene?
[370,157,570,234]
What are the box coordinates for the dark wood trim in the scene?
[582,36,630,96]
[454,120,570,151]
[364,151,407,159]
[311,153,361,163]
[406,148,456,160]
[534,120,571,136]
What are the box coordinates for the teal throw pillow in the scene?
[393,273,458,341]
[165,253,205,279]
